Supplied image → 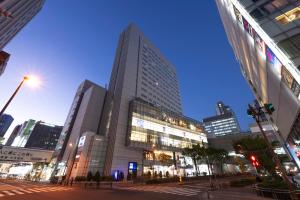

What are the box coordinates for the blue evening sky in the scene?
[0,0,254,140]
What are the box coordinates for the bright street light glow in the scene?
[24,75,41,88]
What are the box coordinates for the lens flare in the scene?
[24,75,41,88]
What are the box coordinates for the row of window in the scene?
[249,0,298,21]
[234,4,300,100]
[141,63,180,100]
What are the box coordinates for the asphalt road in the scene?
[0,178,269,200]
[1,184,194,200]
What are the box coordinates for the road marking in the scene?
[27,188,42,192]
[1,191,15,196]
[119,186,199,197]
[0,193,4,197]
[11,190,24,194]
[18,189,33,193]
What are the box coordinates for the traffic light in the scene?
[247,107,255,117]
[250,155,259,167]
[264,103,275,115]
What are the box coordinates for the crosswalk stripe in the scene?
[159,187,198,196]
[183,185,208,189]
[11,190,24,194]
[121,186,199,196]
[168,187,199,194]
[27,188,42,192]
[0,186,72,197]
[1,191,15,196]
[17,189,33,193]
[32,188,51,192]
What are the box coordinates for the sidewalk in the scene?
[200,187,270,200]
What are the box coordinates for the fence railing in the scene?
[253,185,300,200]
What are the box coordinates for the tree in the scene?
[93,171,101,182]
[233,136,277,177]
[182,144,201,175]
[87,171,93,181]
[210,148,228,175]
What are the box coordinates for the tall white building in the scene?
[0,0,45,50]
[55,24,207,180]
[99,24,192,177]
[216,0,300,164]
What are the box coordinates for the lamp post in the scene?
[0,76,29,117]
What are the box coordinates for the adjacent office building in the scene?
[0,0,45,50]
[0,0,44,76]
[11,120,62,150]
[11,119,35,147]
[0,50,9,76]
[54,80,107,177]
[24,121,62,150]
[0,114,13,138]
[216,0,300,165]
[56,24,207,179]
[5,124,20,146]
[203,101,241,138]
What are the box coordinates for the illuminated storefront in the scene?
[0,146,53,180]
[126,98,208,177]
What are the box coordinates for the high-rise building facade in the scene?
[0,0,45,50]
[54,80,107,177]
[216,0,300,162]
[5,124,20,146]
[24,121,62,150]
[216,101,232,115]
[0,114,13,137]
[11,119,35,147]
[203,102,241,138]
[99,24,205,177]
[55,24,207,179]
[0,50,9,76]
[10,119,62,150]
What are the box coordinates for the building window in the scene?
[276,6,300,25]
[278,33,300,59]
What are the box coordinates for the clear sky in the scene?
[0,0,254,141]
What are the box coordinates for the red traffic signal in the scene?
[250,155,259,167]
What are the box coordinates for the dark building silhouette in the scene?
[5,124,21,146]
[0,114,13,137]
[25,121,62,150]
[0,51,10,76]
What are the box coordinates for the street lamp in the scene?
[0,75,40,117]
[0,76,29,117]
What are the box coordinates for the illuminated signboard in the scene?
[128,162,137,170]
[78,136,86,147]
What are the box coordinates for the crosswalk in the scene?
[117,184,210,197]
[117,184,268,199]
[0,186,72,198]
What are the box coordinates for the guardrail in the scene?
[253,185,300,200]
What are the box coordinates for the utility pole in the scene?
[247,103,296,200]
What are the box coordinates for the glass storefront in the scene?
[127,98,207,151]
[127,98,208,176]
